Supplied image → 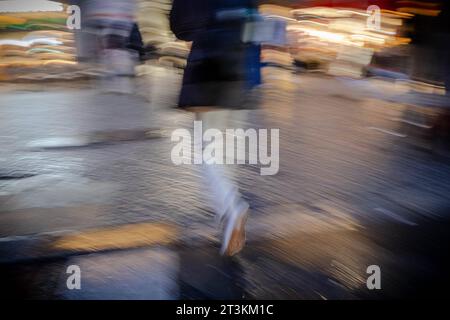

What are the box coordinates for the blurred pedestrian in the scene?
[85,0,138,93]
[170,0,261,256]
[127,23,145,62]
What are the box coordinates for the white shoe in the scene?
[220,202,249,256]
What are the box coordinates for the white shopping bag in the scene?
[242,18,287,46]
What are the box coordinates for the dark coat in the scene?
[127,23,145,60]
[170,0,261,109]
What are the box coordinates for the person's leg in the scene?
[196,110,250,256]
[100,22,136,94]
[196,110,239,219]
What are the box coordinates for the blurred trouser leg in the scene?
[102,48,138,94]
[99,24,137,94]
[196,110,249,222]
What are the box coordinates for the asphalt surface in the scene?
[1,66,450,299]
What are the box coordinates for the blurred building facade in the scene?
[1,0,449,92]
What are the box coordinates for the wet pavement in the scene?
[2,216,450,300]
[1,66,450,299]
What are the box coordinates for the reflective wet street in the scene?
[1,67,450,299]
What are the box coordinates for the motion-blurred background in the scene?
[0,0,449,300]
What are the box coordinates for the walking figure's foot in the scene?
[221,202,249,257]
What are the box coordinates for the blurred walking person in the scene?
[85,0,138,93]
[170,0,261,256]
